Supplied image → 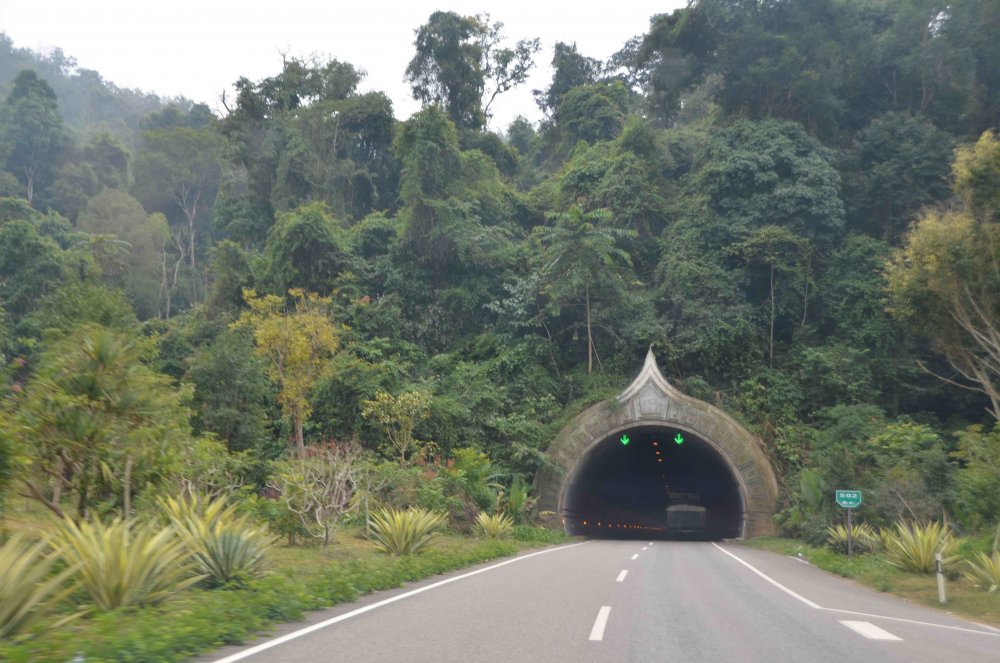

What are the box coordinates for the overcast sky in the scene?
[0,0,685,130]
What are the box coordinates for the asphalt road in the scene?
[199,540,1000,663]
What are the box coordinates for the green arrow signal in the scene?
[674,433,684,445]
[620,434,630,446]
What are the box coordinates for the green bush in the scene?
[511,525,568,544]
[368,507,445,555]
[0,535,79,639]
[884,521,959,573]
[473,511,513,539]
[963,551,1000,592]
[55,517,200,611]
[161,494,274,587]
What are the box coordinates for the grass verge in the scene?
[0,526,569,663]
[743,536,1000,626]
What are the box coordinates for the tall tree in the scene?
[132,126,224,307]
[886,131,1000,419]
[1,70,69,204]
[233,288,340,458]
[406,11,539,129]
[2,324,195,519]
[532,207,635,373]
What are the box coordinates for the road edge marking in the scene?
[824,608,1000,638]
[840,620,902,641]
[211,541,591,662]
[589,606,612,641]
[713,543,1000,639]
[711,542,822,609]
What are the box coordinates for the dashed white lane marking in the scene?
[616,570,628,582]
[711,542,821,609]
[642,546,649,551]
[840,621,902,641]
[630,554,639,560]
[648,542,654,545]
[210,541,591,662]
[713,543,1000,639]
[589,606,612,641]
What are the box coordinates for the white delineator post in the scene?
[935,551,947,604]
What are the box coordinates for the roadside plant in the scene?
[368,507,445,555]
[884,520,959,573]
[474,511,514,539]
[504,477,536,525]
[825,523,880,554]
[161,493,274,586]
[55,517,200,611]
[0,535,80,639]
[963,551,1000,592]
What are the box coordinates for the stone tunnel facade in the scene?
[535,350,778,538]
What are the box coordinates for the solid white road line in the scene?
[616,570,628,582]
[589,606,612,641]
[211,541,591,663]
[713,543,1000,639]
[630,553,639,560]
[840,621,902,641]
[711,542,821,609]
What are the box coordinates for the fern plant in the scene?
[0,535,80,639]
[963,551,1000,592]
[55,517,200,611]
[884,521,958,573]
[161,494,273,586]
[368,507,445,555]
[474,511,514,539]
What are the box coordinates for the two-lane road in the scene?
[199,540,1000,663]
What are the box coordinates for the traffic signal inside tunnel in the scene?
[561,426,744,539]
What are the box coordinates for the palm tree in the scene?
[532,207,636,373]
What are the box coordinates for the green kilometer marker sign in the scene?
[835,490,862,508]
[620,434,630,446]
[674,433,684,445]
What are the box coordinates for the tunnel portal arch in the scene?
[535,350,778,538]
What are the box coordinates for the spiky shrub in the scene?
[55,517,200,611]
[0,536,79,639]
[474,511,514,539]
[161,494,274,586]
[368,507,445,555]
[963,552,1000,592]
[825,523,879,554]
[884,521,958,573]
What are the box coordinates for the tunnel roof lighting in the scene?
[652,441,658,446]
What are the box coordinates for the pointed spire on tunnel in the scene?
[617,346,684,405]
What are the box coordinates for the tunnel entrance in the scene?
[535,350,779,538]
[562,425,744,539]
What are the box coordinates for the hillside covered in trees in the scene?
[1,0,1000,549]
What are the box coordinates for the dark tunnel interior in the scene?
[561,426,744,540]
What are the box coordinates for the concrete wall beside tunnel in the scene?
[535,350,778,539]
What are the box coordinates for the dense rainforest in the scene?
[1,0,999,550]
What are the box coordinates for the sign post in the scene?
[835,490,863,559]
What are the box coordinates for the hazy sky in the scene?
[0,0,684,130]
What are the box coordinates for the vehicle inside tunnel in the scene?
[561,426,744,540]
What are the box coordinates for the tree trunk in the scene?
[586,285,593,374]
[123,455,133,518]
[294,415,305,459]
[769,261,775,368]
